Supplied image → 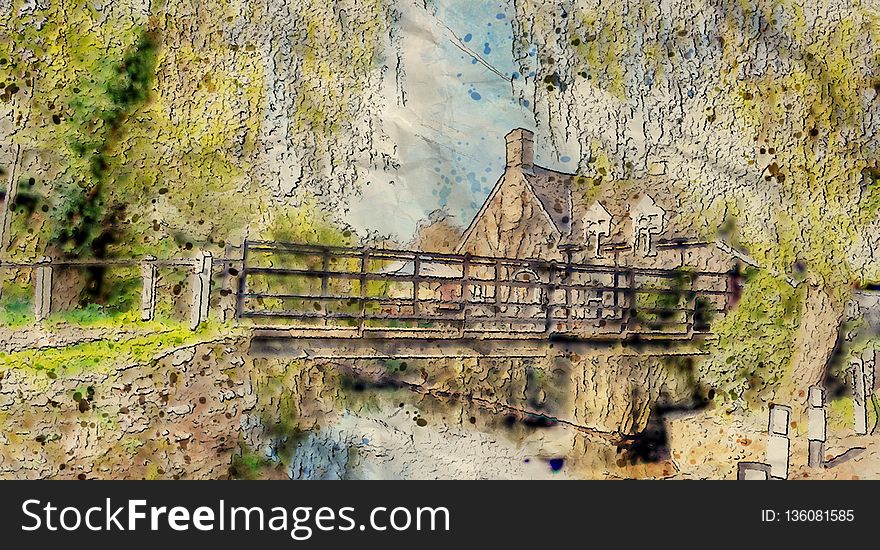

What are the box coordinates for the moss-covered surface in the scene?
[700,268,804,403]
[0,319,233,380]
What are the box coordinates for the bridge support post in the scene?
[217,243,236,323]
[807,386,826,468]
[623,269,636,331]
[767,404,791,479]
[34,256,52,322]
[190,250,213,330]
[141,256,158,322]
[235,240,249,320]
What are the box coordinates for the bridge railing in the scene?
[0,241,739,338]
[236,240,737,339]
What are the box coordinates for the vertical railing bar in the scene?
[624,268,636,334]
[612,249,620,319]
[494,258,502,323]
[235,239,248,320]
[321,247,331,327]
[544,261,557,335]
[321,248,330,297]
[686,272,698,335]
[460,253,471,337]
[412,253,421,325]
[358,248,369,337]
[564,251,572,332]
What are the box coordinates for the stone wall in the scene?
[0,338,254,479]
[1,335,705,479]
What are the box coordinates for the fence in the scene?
[0,253,217,330]
[0,241,740,339]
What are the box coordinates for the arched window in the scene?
[511,269,542,305]
[583,202,612,258]
[630,194,666,257]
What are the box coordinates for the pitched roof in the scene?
[521,164,693,250]
[458,128,724,255]
[527,166,574,235]
[455,170,561,254]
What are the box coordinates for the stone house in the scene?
[452,128,741,330]
[457,128,736,271]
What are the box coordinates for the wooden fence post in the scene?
[767,404,791,479]
[851,355,868,435]
[141,256,158,322]
[736,461,771,480]
[190,251,213,330]
[34,256,52,322]
[807,386,826,468]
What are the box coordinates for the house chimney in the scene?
[505,128,534,172]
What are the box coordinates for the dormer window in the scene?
[630,194,666,257]
[583,202,612,258]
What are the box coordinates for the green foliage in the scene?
[693,297,714,332]
[0,320,225,390]
[514,0,880,401]
[571,175,603,205]
[1,4,260,261]
[10,177,42,219]
[513,0,880,287]
[104,32,158,127]
[0,282,32,327]
[633,268,693,328]
[51,186,123,258]
[264,198,355,247]
[230,451,272,480]
[249,366,310,470]
[51,29,159,258]
[859,167,880,225]
[699,269,804,403]
[47,300,131,325]
[1,1,380,280]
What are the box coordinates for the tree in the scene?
[510,0,880,406]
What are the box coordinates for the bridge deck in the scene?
[250,328,712,358]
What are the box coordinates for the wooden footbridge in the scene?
[235,240,737,356]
